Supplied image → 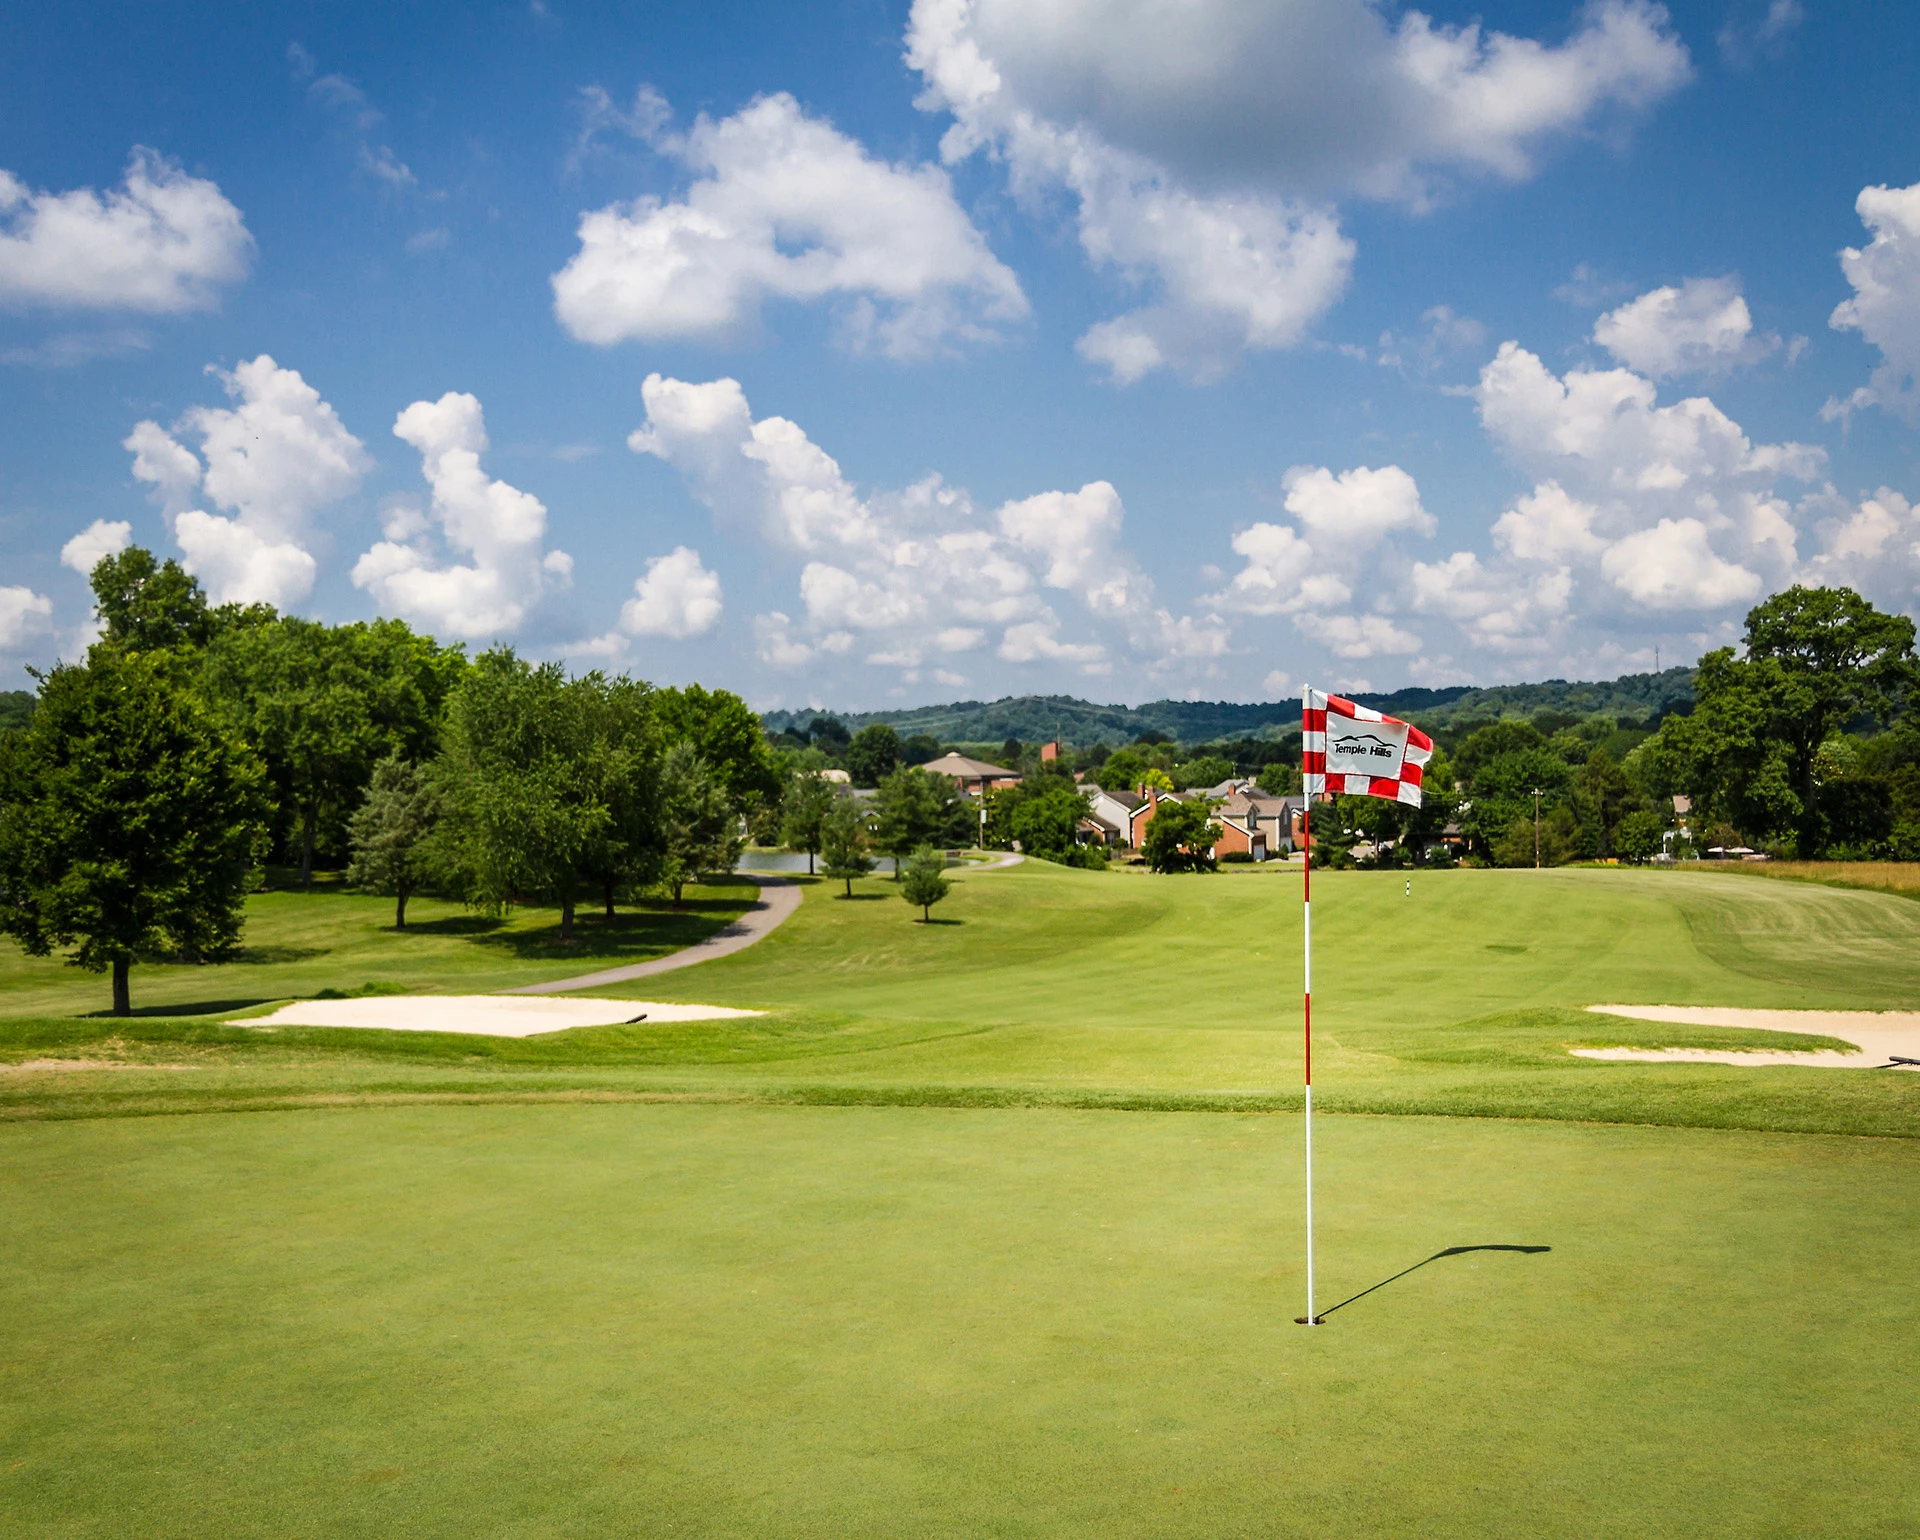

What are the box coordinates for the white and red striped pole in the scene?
[1302,794,1316,1326]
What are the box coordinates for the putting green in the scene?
[1,1103,1914,1538]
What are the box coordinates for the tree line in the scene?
[1316,586,1918,868]
[0,550,780,1012]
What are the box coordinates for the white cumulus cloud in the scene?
[60,519,133,576]
[1474,340,1821,496]
[173,512,319,609]
[124,355,370,607]
[630,372,1224,682]
[1282,464,1436,547]
[1418,340,1826,649]
[0,586,55,651]
[1301,611,1422,660]
[1827,181,1920,423]
[1599,518,1762,609]
[552,91,1026,359]
[0,149,252,312]
[907,0,1687,381]
[1208,330,1842,677]
[352,392,573,638]
[1209,464,1433,647]
[1594,276,1780,377]
[620,545,723,639]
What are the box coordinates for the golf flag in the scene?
[1302,688,1433,805]
[1294,686,1433,1327]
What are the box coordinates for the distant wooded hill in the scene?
[0,690,34,733]
[760,667,1698,747]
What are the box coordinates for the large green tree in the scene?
[780,768,837,874]
[819,796,874,897]
[986,779,1088,862]
[1650,586,1917,855]
[581,675,662,916]
[1742,586,1915,854]
[656,743,743,905]
[345,757,440,929]
[1453,722,1573,859]
[1142,797,1221,873]
[433,653,633,941]
[202,616,466,884]
[652,684,781,809]
[1095,746,1150,792]
[0,649,268,1015]
[846,723,901,788]
[89,547,231,654]
[874,764,948,874]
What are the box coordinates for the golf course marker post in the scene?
[1299,688,1434,1327]
[1303,795,1316,1326]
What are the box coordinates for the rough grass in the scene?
[1707,858,1920,899]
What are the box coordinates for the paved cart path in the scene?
[506,853,1026,996]
[502,876,804,995]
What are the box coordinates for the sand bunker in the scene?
[1578,1006,1920,1069]
[234,996,763,1038]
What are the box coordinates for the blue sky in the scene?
[3,0,1918,708]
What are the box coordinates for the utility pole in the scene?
[1533,787,1542,869]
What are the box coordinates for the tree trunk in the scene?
[395,889,408,930]
[560,891,575,942]
[808,848,815,874]
[300,809,316,889]
[921,904,930,922]
[111,959,130,1018]
[843,876,852,898]
[603,877,616,918]
[1800,748,1820,859]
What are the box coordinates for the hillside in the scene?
[761,667,1697,746]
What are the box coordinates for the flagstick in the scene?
[1302,796,1316,1326]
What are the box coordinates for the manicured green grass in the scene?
[0,879,759,1019]
[4,862,1920,1135]
[3,863,1919,1533]
[2,1103,1915,1538]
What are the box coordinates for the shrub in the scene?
[1611,809,1664,864]
[1144,799,1221,873]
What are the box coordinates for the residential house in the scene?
[1081,784,1142,846]
[1218,789,1301,856]
[921,753,1021,795]
[1212,802,1269,860]
[1126,786,1178,848]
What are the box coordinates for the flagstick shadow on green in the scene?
[1303,1245,1553,1325]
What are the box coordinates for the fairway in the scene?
[3,863,1919,1534]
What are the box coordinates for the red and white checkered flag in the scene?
[1302,687,1433,805]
